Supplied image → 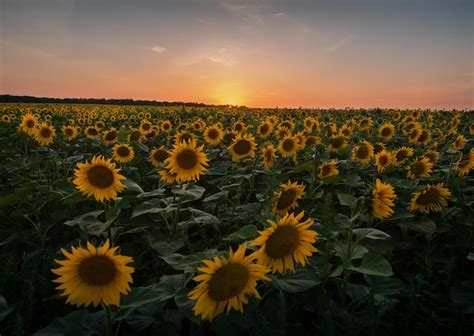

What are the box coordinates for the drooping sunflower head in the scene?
[33,123,56,146]
[261,143,277,169]
[204,125,224,145]
[327,134,347,152]
[73,155,126,202]
[112,144,135,163]
[52,240,134,307]
[304,135,320,147]
[417,129,431,145]
[150,147,170,167]
[408,127,422,144]
[20,113,38,135]
[319,160,339,179]
[128,129,143,143]
[272,180,306,215]
[409,184,451,214]
[371,179,396,220]
[165,141,208,182]
[454,151,474,177]
[375,149,394,172]
[188,244,270,321]
[453,135,468,150]
[228,133,257,161]
[423,150,439,163]
[253,211,318,274]
[103,128,118,145]
[394,146,414,165]
[407,157,433,180]
[352,141,374,165]
[378,123,395,140]
[278,135,299,158]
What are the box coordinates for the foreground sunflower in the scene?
[408,184,451,214]
[272,180,305,215]
[52,240,134,307]
[150,146,170,167]
[228,133,257,161]
[378,123,395,140]
[73,155,126,202]
[319,160,339,179]
[33,123,56,146]
[372,179,396,220]
[407,157,433,180]
[253,211,318,274]
[375,149,394,172]
[394,146,414,166]
[352,141,374,165]
[20,113,38,135]
[278,135,299,158]
[112,144,135,163]
[204,125,224,145]
[188,244,270,321]
[166,141,208,182]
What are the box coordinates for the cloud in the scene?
[151,46,167,53]
[325,35,355,53]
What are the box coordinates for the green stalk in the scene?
[103,304,113,336]
[245,155,259,203]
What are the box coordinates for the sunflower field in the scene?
[0,104,473,335]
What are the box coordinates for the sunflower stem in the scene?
[245,155,259,203]
[172,187,182,238]
[103,304,113,336]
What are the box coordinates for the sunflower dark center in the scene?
[331,137,344,148]
[130,131,141,141]
[306,137,316,145]
[265,225,300,258]
[235,124,243,132]
[26,119,35,128]
[322,165,331,176]
[396,150,407,161]
[87,165,115,189]
[142,123,151,130]
[177,149,198,170]
[78,255,117,286]
[154,149,169,162]
[357,145,369,159]
[40,127,52,138]
[381,127,391,137]
[88,128,99,136]
[117,146,130,157]
[260,124,269,134]
[419,131,428,142]
[207,263,249,301]
[65,128,73,136]
[208,129,219,139]
[276,189,297,210]
[411,162,425,175]
[379,155,388,165]
[163,123,170,130]
[282,139,294,152]
[416,188,440,205]
[105,131,117,141]
[233,140,251,155]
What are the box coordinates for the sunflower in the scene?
[274,126,290,139]
[62,125,78,141]
[166,141,208,182]
[278,135,299,158]
[374,150,393,172]
[20,113,38,135]
[279,120,295,131]
[261,143,277,169]
[85,126,101,139]
[327,134,347,152]
[159,168,178,185]
[304,135,319,147]
[174,131,196,145]
[188,244,270,321]
[408,127,422,144]
[394,146,414,166]
[453,151,474,177]
[161,120,172,132]
[352,141,374,165]
[128,129,143,143]
[139,120,153,135]
[1,115,11,123]
[222,131,237,146]
[417,129,431,145]
[73,156,126,202]
[272,180,305,215]
[409,184,451,214]
[372,179,396,220]
[112,144,135,163]
[228,133,257,161]
[424,150,439,163]
[150,146,170,167]
[319,160,339,179]
[253,211,318,274]
[378,123,395,140]
[407,157,433,180]
[340,124,352,138]
[204,125,224,145]
[52,240,134,307]
[258,121,273,138]
[33,123,56,146]
[373,142,385,154]
[452,135,468,150]
[234,120,246,133]
[103,128,118,145]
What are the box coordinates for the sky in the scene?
[1,0,473,109]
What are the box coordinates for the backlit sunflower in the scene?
[85,126,101,139]
[378,123,395,140]
[409,184,451,214]
[166,141,208,182]
[453,151,474,177]
[253,211,318,274]
[33,123,56,146]
[112,144,135,163]
[73,155,126,202]
[204,125,224,145]
[278,135,299,158]
[52,240,134,307]
[228,133,257,161]
[188,244,270,321]
[272,180,305,215]
[62,125,78,141]
[150,146,170,167]
[319,160,339,179]
[375,150,394,172]
[371,179,396,220]
[352,141,374,165]
[20,113,38,135]
[394,146,414,166]
[407,157,433,180]
[327,134,347,152]
[261,143,277,169]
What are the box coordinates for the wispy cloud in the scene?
[151,46,167,53]
[195,18,216,25]
[325,35,355,53]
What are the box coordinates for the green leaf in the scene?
[0,295,14,322]
[271,268,321,293]
[337,193,357,208]
[347,253,393,277]
[172,184,205,202]
[353,228,390,241]
[60,191,89,204]
[124,178,144,193]
[64,210,104,227]
[203,190,229,203]
[161,250,218,271]
[35,310,98,336]
[223,225,258,242]
[405,217,436,235]
[131,199,169,218]
[321,176,345,185]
